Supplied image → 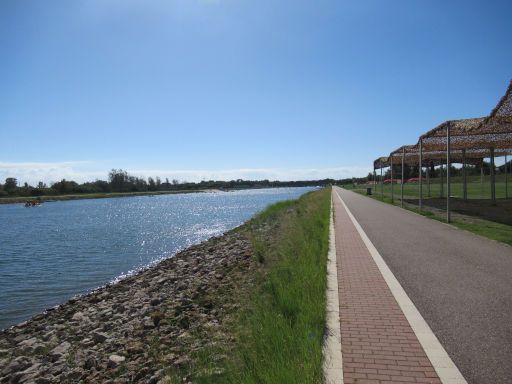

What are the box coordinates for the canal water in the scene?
[0,187,314,329]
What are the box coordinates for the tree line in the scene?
[0,169,347,198]
[3,161,509,198]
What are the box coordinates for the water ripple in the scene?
[0,187,315,329]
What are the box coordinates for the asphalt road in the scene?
[334,187,512,384]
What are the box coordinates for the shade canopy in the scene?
[421,83,512,151]
[372,146,512,169]
[372,81,512,222]
[373,156,390,169]
[476,80,512,135]
[374,81,512,170]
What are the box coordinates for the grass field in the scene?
[367,174,511,200]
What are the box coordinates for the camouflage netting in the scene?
[374,81,512,169]
[390,145,511,166]
[373,147,510,170]
[421,82,512,150]
[421,118,512,151]
[373,157,390,169]
[486,80,512,122]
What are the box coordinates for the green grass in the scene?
[173,188,331,384]
[451,220,512,246]
[363,174,511,200]
[224,188,331,383]
[347,185,512,247]
[164,188,331,383]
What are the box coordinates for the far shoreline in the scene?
[0,189,221,205]
[0,186,320,205]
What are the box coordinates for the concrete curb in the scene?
[323,193,344,384]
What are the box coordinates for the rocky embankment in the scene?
[0,225,259,383]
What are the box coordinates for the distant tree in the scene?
[4,178,18,194]
[148,177,156,191]
[92,180,110,193]
[37,181,47,189]
[51,179,79,194]
[108,169,129,192]
[30,188,44,196]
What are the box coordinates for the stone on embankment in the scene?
[17,337,41,353]
[150,297,161,306]
[1,356,32,376]
[84,356,98,370]
[107,354,126,368]
[35,377,52,384]
[92,331,108,344]
[142,318,155,329]
[50,341,71,360]
[0,228,257,383]
[71,311,83,321]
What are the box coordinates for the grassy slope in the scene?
[349,187,512,247]
[227,188,331,383]
[172,187,331,383]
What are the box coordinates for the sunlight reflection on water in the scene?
[0,187,315,329]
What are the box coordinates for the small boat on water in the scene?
[24,201,42,207]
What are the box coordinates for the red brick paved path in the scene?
[333,191,441,384]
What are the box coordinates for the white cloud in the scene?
[129,166,372,182]
[0,161,371,186]
[0,162,104,186]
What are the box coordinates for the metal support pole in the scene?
[401,147,405,207]
[391,156,394,203]
[419,138,423,210]
[506,154,508,199]
[427,163,431,197]
[462,149,467,201]
[481,161,484,199]
[380,165,383,200]
[447,124,451,223]
[373,167,376,192]
[490,147,496,205]
[440,163,444,198]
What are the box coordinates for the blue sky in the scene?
[1,0,511,184]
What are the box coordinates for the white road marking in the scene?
[323,194,344,384]
[334,188,467,384]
